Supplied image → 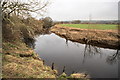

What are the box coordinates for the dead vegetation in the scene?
[2,42,88,79]
[2,15,44,43]
[51,25,120,49]
[2,13,58,78]
[1,0,91,78]
[2,42,57,78]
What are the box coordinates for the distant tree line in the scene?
[54,20,118,24]
[55,20,81,24]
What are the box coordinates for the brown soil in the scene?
[51,25,120,49]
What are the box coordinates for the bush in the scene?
[42,17,53,28]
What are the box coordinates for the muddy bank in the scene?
[51,25,120,49]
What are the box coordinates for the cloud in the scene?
[46,0,118,21]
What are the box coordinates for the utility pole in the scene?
[88,13,92,29]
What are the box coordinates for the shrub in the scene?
[42,17,53,28]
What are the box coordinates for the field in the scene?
[60,24,118,30]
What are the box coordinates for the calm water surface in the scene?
[34,33,118,78]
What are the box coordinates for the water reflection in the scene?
[24,37,36,49]
[64,33,120,65]
[34,33,118,78]
[26,33,120,66]
[24,29,52,49]
[106,49,120,65]
[64,35,103,64]
[65,38,69,47]
[83,44,102,64]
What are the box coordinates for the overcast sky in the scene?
[44,0,119,21]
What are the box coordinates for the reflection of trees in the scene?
[65,38,68,46]
[84,44,101,55]
[27,30,52,49]
[24,38,36,49]
[82,44,102,64]
[82,43,120,65]
[106,49,120,65]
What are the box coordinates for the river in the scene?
[34,33,118,78]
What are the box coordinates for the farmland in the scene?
[60,24,118,30]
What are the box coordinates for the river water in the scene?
[34,33,118,78]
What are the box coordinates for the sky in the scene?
[44,0,119,21]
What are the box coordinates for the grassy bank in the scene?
[3,42,58,78]
[2,16,89,79]
[2,15,58,78]
[60,24,118,30]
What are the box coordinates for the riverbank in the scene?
[2,16,58,78]
[2,16,89,79]
[2,42,58,78]
[51,25,120,49]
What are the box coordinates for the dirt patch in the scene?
[51,25,120,49]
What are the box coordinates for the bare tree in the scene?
[1,0,49,19]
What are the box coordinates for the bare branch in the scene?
[2,0,49,18]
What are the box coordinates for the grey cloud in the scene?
[46,0,118,21]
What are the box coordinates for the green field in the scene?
[60,24,118,30]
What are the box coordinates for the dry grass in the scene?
[2,15,57,78]
[2,15,88,79]
[3,15,43,42]
[3,56,56,78]
[2,42,57,78]
[51,25,119,49]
